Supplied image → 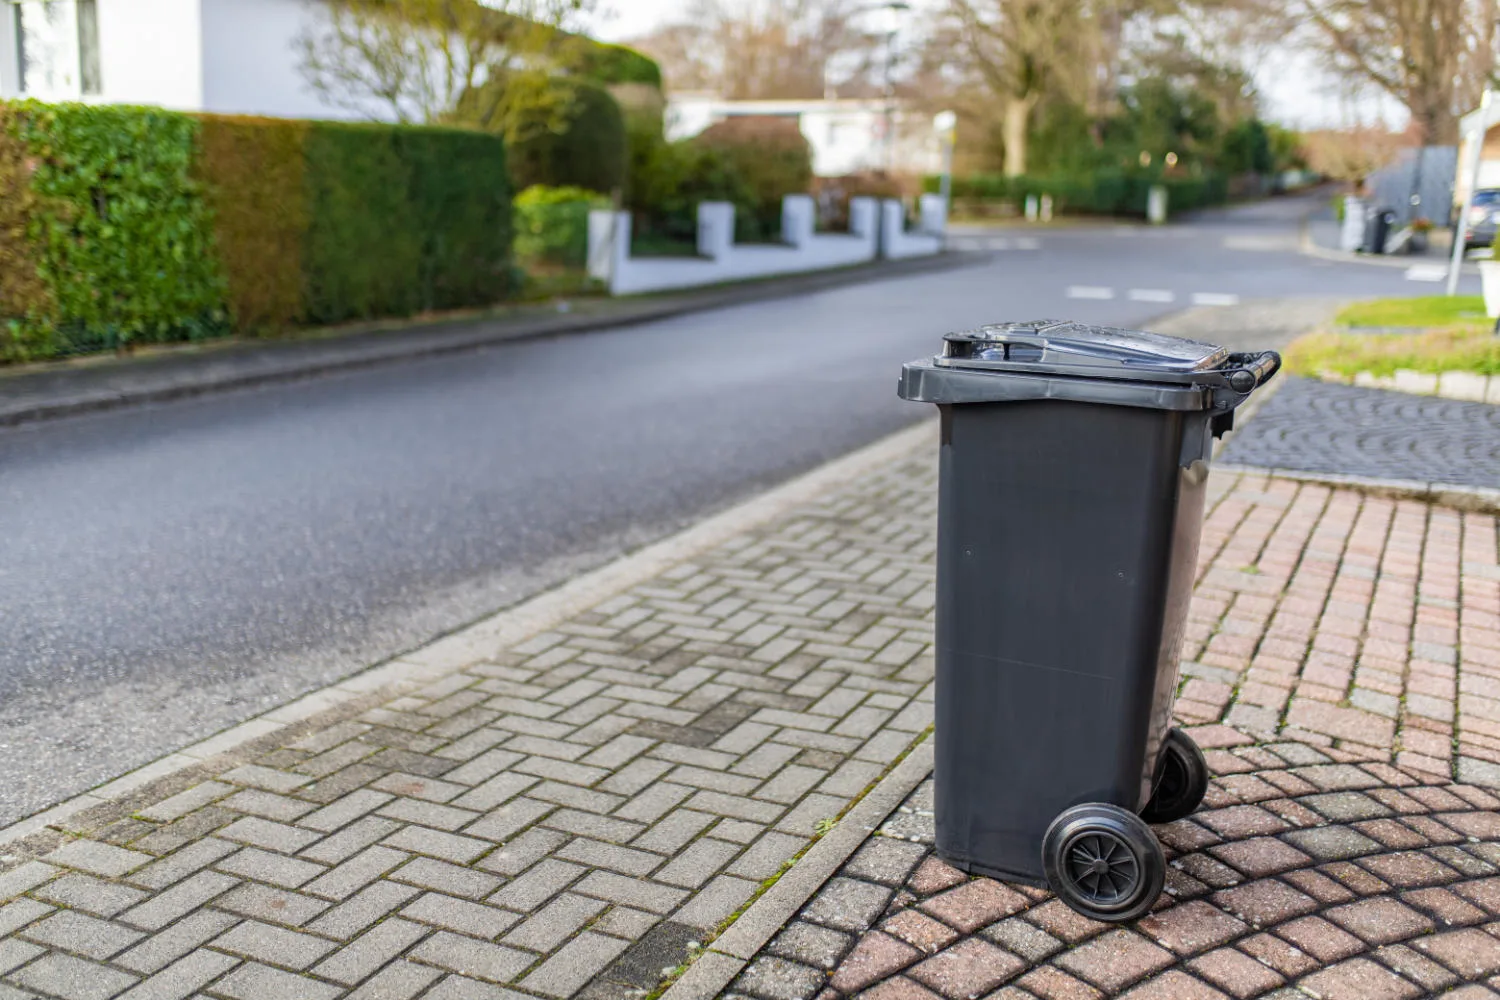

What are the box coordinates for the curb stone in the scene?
[1214,463,1500,515]
[658,740,936,1000]
[0,419,939,851]
[0,253,982,428]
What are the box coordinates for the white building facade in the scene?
[666,93,942,178]
[0,0,378,118]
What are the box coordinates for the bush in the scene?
[692,116,812,242]
[196,115,308,335]
[3,101,225,356]
[626,130,756,252]
[506,80,626,195]
[514,185,606,269]
[575,42,662,88]
[0,105,55,361]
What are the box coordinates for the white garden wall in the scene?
[588,194,946,296]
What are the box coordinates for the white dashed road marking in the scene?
[1191,292,1240,306]
[1405,265,1447,282]
[1127,289,1175,303]
[1066,286,1115,300]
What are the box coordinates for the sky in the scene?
[583,0,1407,131]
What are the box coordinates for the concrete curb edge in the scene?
[0,419,939,849]
[660,741,937,1000]
[1215,462,1500,514]
[0,253,981,429]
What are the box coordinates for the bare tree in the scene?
[297,0,591,129]
[627,0,883,100]
[1285,0,1498,144]
[1300,124,1407,182]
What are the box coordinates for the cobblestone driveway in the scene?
[1218,377,1500,490]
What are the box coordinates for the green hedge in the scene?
[0,101,514,362]
[514,185,606,269]
[927,169,1229,217]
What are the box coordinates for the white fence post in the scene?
[696,202,735,260]
[919,194,948,235]
[781,195,815,248]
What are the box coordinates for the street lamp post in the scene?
[1449,89,1495,297]
[879,1,910,173]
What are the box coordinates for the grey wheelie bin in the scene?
[897,319,1279,923]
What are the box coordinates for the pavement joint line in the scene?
[1214,462,1500,514]
[658,739,936,1000]
[0,418,940,850]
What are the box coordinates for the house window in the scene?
[10,0,100,98]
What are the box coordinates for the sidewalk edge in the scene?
[661,741,936,1000]
[0,419,938,850]
[0,253,978,428]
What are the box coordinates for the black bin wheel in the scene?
[1141,728,1210,825]
[1042,803,1165,923]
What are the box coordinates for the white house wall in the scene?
[98,0,204,109]
[200,0,373,119]
[0,12,19,96]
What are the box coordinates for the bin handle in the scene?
[1224,351,1281,393]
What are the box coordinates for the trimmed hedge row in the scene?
[0,101,513,363]
[926,169,1229,217]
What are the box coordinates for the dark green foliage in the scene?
[626,130,756,252]
[397,126,513,311]
[575,41,662,87]
[692,117,813,242]
[1221,119,1274,175]
[507,80,627,195]
[4,100,226,355]
[302,122,423,324]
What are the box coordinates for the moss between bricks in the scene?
[641,725,935,1000]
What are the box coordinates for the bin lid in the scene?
[899,319,1280,412]
[938,320,1229,374]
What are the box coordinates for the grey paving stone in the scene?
[840,836,928,886]
[219,816,321,854]
[382,827,489,866]
[301,846,409,902]
[1301,792,1394,822]
[632,811,718,854]
[214,847,325,889]
[729,832,805,880]
[130,839,238,891]
[115,911,240,975]
[298,790,395,833]
[0,900,52,938]
[799,877,893,932]
[774,793,847,837]
[222,765,313,794]
[614,784,696,825]
[671,875,759,931]
[211,961,342,1000]
[476,829,569,878]
[766,921,853,971]
[307,881,422,941]
[221,789,316,823]
[519,932,631,998]
[20,910,144,960]
[136,782,236,823]
[654,838,743,890]
[0,939,43,977]
[733,955,825,1000]
[390,858,501,900]
[593,907,659,939]
[120,872,240,932]
[463,798,554,843]
[556,838,664,878]
[211,919,337,970]
[301,817,404,866]
[489,859,586,911]
[410,931,535,983]
[115,948,238,1000]
[312,917,429,985]
[32,874,148,919]
[597,920,701,989]
[422,974,526,1000]
[377,800,481,834]
[982,916,1064,962]
[401,893,521,939]
[503,894,608,952]
[44,841,151,878]
[542,809,645,844]
[574,871,688,914]
[9,951,140,1000]
[344,961,442,1000]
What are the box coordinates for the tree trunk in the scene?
[1003,96,1032,178]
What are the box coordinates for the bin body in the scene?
[899,319,1280,888]
[933,400,1210,883]
[1364,207,1395,253]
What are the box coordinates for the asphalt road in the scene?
[0,195,1474,827]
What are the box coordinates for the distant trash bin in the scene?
[898,320,1280,922]
[1363,206,1397,254]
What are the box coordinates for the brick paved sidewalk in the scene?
[1,418,1497,1000]
[727,470,1500,1000]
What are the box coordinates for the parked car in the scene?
[1464,189,1500,251]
